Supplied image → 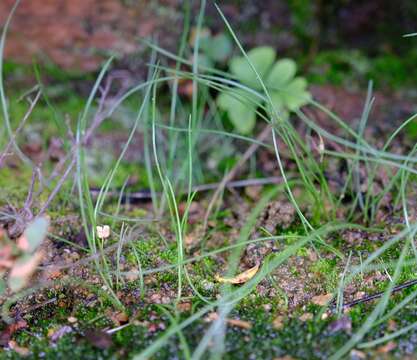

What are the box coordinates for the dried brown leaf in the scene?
[272,315,284,330]
[214,263,260,284]
[376,341,396,354]
[0,320,27,346]
[311,293,333,306]
[205,312,252,329]
[227,318,252,330]
[8,340,29,356]
[299,313,313,322]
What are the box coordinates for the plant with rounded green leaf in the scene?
[190,28,233,68]
[217,46,311,134]
[199,32,233,67]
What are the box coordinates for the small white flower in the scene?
[96,225,110,239]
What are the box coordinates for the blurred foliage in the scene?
[287,0,317,46]
[307,49,417,89]
[217,46,311,134]
[190,27,233,68]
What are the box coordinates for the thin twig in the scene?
[0,90,41,167]
[38,74,122,215]
[19,297,57,315]
[106,323,130,334]
[38,156,77,215]
[88,176,283,201]
[332,278,417,312]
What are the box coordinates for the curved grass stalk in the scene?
[0,0,31,165]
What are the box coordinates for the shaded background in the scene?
[1,0,416,143]
[1,0,416,75]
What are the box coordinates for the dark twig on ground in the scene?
[89,176,283,202]
[332,278,417,312]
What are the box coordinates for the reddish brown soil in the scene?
[0,0,181,71]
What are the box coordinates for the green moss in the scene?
[0,166,33,205]
[306,48,417,90]
[310,258,338,292]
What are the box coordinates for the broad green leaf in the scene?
[269,92,289,121]
[281,77,311,111]
[217,90,257,134]
[23,217,49,253]
[266,58,297,89]
[197,53,214,69]
[229,46,276,89]
[189,26,211,47]
[206,34,232,62]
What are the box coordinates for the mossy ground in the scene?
[1,196,417,360]
[3,283,417,359]
[2,26,417,358]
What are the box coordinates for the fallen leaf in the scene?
[45,269,62,280]
[184,234,196,247]
[311,293,333,306]
[205,312,219,322]
[0,320,27,346]
[106,310,129,326]
[227,318,252,330]
[354,291,366,300]
[376,341,396,354]
[96,225,110,239]
[272,315,284,330]
[205,312,252,329]
[114,311,129,324]
[177,302,192,312]
[387,319,397,331]
[245,185,262,200]
[307,249,318,262]
[8,340,29,356]
[125,269,139,282]
[215,263,260,284]
[299,313,313,322]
